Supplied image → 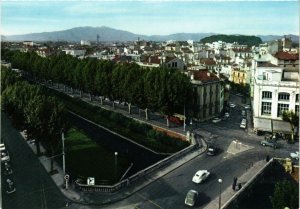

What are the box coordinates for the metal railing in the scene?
[75,144,198,193]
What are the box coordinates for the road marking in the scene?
[137,193,164,209]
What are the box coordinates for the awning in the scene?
[254,117,292,133]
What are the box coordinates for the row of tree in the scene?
[2,49,192,125]
[1,68,67,171]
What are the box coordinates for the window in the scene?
[278,92,290,101]
[296,105,299,115]
[172,62,177,68]
[261,102,272,115]
[296,94,299,103]
[277,103,289,117]
[262,91,272,100]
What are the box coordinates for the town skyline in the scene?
[2,1,299,36]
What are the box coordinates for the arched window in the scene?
[278,92,290,101]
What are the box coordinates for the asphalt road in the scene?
[1,114,67,209]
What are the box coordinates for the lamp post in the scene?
[183,104,186,132]
[61,129,66,177]
[218,178,223,209]
[114,152,118,181]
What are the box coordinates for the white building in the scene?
[62,49,86,57]
[252,59,299,134]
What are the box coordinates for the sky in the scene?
[1,1,299,36]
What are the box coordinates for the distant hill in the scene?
[200,35,263,46]
[2,26,299,43]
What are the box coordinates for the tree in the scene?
[282,111,299,143]
[270,180,299,209]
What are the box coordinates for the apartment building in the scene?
[252,59,299,134]
[189,70,224,122]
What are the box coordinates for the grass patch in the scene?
[65,128,131,184]
[47,88,189,153]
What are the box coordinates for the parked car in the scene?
[6,178,16,194]
[0,143,5,151]
[212,118,221,123]
[261,140,278,149]
[3,162,13,175]
[290,151,299,160]
[245,105,251,110]
[225,112,230,117]
[241,110,246,117]
[185,189,198,207]
[1,151,10,163]
[240,119,247,129]
[230,103,236,108]
[206,145,218,156]
[192,170,210,183]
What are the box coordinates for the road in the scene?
[1,114,68,209]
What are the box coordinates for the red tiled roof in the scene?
[192,70,219,82]
[200,58,216,65]
[165,56,177,63]
[274,52,299,61]
[257,62,278,67]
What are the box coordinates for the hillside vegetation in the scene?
[200,34,262,46]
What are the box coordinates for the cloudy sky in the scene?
[1,1,299,36]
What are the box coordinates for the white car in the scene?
[244,105,251,110]
[290,151,299,160]
[229,103,236,108]
[1,151,10,163]
[212,118,221,123]
[225,112,230,117]
[0,143,5,151]
[192,170,210,183]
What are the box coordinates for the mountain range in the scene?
[2,26,299,43]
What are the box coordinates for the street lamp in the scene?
[61,129,66,177]
[114,152,118,181]
[218,178,223,209]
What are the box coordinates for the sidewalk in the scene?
[204,160,267,209]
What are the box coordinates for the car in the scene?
[192,170,210,183]
[6,178,16,194]
[244,105,251,110]
[3,162,13,175]
[261,140,278,149]
[229,103,236,108]
[206,145,218,156]
[0,143,5,151]
[290,151,299,160]
[1,151,10,163]
[241,110,246,117]
[185,189,198,207]
[240,119,247,129]
[225,112,230,117]
[212,118,221,123]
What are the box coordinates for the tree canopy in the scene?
[200,35,262,46]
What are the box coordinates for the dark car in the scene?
[261,140,278,149]
[206,145,218,156]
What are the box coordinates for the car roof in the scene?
[195,170,208,175]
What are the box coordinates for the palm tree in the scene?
[282,110,299,143]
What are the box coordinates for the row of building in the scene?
[2,36,299,135]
